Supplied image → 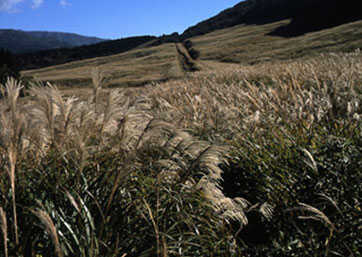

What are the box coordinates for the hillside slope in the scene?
[16,36,157,70]
[20,1,362,88]
[22,43,184,91]
[0,29,106,53]
[22,19,362,90]
[182,0,362,38]
[189,19,362,64]
[14,1,362,71]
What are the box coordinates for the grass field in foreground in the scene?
[1,50,361,256]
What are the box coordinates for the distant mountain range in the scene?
[0,29,107,53]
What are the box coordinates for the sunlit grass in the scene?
[0,50,361,256]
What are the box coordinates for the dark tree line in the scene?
[16,36,157,70]
[0,48,20,84]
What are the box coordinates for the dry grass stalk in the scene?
[0,207,8,257]
[31,209,63,257]
[300,203,337,256]
[0,78,27,245]
[91,67,106,113]
[141,198,165,257]
[141,121,250,225]
[317,193,344,217]
[289,203,336,244]
[28,84,60,146]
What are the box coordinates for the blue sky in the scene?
[0,0,242,39]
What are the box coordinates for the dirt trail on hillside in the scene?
[175,43,200,72]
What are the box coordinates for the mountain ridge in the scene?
[181,0,362,38]
[0,29,107,53]
[15,35,158,70]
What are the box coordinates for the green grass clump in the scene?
[223,119,361,256]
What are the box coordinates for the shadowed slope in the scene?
[182,0,362,39]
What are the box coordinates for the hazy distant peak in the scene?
[0,29,107,53]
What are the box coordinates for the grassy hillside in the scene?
[16,36,157,70]
[182,0,362,38]
[14,1,362,85]
[189,20,362,64]
[22,19,362,89]
[22,43,184,91]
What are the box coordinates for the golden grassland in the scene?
[22,43,183,91]
[21,20,362,93]
[0,48,361,256]
[191,20,362,64]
